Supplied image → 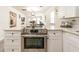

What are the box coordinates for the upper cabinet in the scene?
[56,7,65,18]
[57,6,79,18]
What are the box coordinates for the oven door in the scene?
[22,36,47,52]
[24,37,44,49]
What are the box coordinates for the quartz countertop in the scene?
[47,28,62,31]
[47,28,79,36]
[4,28,79,36]
[63,29,79,36]
[4,28,22,31]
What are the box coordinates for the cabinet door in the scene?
[47,30,63,52]
[47,37,56,52]
[57,6,76,18]
[47,39,62,52]
[4,39,21,52]
[57,7,65,18]
[63,32,79,52]
[64,6,76,18]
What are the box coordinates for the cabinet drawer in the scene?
[5,33,21,37]
[49,31,62,36]
[4,39,21,46]
[48,31,62,40]
[5,36,21,39]
[5,31,21,37]
[5,47,21,52]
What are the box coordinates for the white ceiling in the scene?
[12,6,55,15]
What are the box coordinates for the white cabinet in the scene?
[64,7,76,18]
[57,7,65,18]
[47,30,63,52]
[4,30,21,52]
[57,6,79,18]
[63,31,79,52]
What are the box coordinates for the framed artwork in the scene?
[9,11,17,27]
[21,17,25,25]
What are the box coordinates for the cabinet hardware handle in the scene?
[53,33,55,35]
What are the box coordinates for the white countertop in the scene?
[63,29,79,36]
[4,28,22,31]
[4,28,79,36]
[48,28,79,36]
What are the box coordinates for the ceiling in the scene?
[12,6,55,15]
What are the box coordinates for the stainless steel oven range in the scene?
[21,29,48,52]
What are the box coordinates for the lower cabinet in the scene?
[4,30,21,52]
[47,30,79,52]
[47,30,63,52]
[5,29,79,52]
[63,32,79,52]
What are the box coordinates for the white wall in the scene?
[0,6,9,40]
[44,7,55,29]
[8,7,26,29]
[0,7,26,40]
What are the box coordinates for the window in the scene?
[50,12,54,23]
[28,15,44,25]
[50,11,55,29]
[36,16,42,24]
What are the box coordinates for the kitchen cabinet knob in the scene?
[53,33,56,35]
[12,49,14,52]
[11,32,14,35]
[52,39,56,40]
[12,40,14,42]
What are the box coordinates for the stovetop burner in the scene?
[21,28,48,35]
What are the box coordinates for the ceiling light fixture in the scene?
[26,6,41,12]
[22,8,26,11]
